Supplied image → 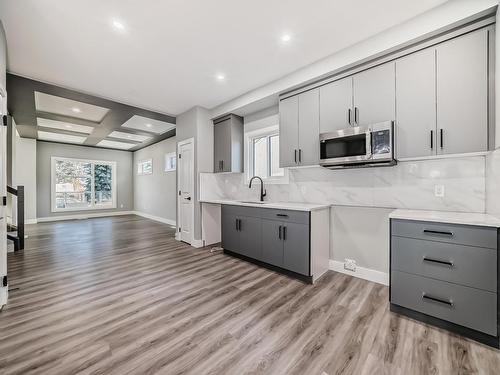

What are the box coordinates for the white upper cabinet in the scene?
[353,62,396,126]
[279,95,299,168]
[436,29,488,155]
[319,77,353,134]
[395,48,437,159]
[298,88,320,166]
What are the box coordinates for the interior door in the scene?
[395,47,437,158]
[279,95,299,168]
[353,62,396,126]
[320,77,353,133]
[178,139,194,244]
[0,91,7,308]
[436,28,488,155]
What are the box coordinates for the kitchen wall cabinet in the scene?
[319,76,353,133]
[279,89,319,168]
[353,62,395,126]
[436,29,488,155]
[395,48,437,159]
[221,204,329,282]
[213,114,243,173]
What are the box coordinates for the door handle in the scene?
[430,130,434,149]
[422,256,454,267]
[278,225,282,240]
[422,293,454,307]
[440,129,444,149]
[184,197,191,201]
[348,108,352,126]
[283,226,287,241]
[354,107,359,125]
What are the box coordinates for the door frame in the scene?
[0,85,8,309]
[176,137,194,245]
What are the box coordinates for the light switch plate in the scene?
[434,185,445,197]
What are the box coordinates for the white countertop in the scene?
[200,199,331,212]
[389,209,500,228]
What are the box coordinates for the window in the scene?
[164,152,176,172]
[137,159,153,175]
[51,157,116,212]
[247,126,285,182]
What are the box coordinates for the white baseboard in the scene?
[25,219,37,225]
[37,211,134,223]
[329,260,389,286]
[132,211,176,227]
[191,239,204,248]
[175,232,181,241]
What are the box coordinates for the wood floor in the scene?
[1,215,500,375]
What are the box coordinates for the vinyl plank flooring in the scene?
[1,215,500,375]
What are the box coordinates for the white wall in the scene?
[14,134,36,223]
[133,137,177,224]
[0,20,6,91]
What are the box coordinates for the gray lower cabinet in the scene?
[222,205,311,277]
[390,218,499,347]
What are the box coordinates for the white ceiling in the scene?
[0,0,448,115]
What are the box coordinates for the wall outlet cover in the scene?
[344,258,356,272]
[434,185,445,197]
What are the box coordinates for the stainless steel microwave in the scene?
[319,121,395,169]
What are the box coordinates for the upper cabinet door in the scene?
[436,29,488,155]
[213,119,231,172]
[279,95,299,168]
[353,62,395,126]
[395,48,437,159]
[298,88,320,166]
[319,77,353,133]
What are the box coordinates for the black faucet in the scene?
[249,176,267,202]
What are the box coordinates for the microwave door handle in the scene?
[365,131,372,159]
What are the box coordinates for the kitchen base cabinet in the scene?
[389,217,500,348]
[221,204,330,283]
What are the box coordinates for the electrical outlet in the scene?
[434,185,445,197]
[120,204,124,208]
[344,258,356,272]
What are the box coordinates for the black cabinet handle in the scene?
[238,219,242,231]
[423,256,454,267]
[294,149,297,163]
[354,107,359,125]
[278,225,282,240]
[430,130,434,149]
[276,213,288,218]
[235,219,239,231]
[221,160,224,171]
[422,293,454,307]
[440,128,444,149]
[423,229,453,236]
[298,149,302,163]
[348,108,352,126]
[283,226,287,241]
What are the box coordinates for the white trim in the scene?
[329,260,389,286]
[164,152,177,172]
[175,232,181,241]
[191,239,204,248]
[137,158,153,175]
[132,211,176,226]
[397,151,488,162]
[51,156,117,213]
[37,210,134,222]
[25,219,38,225]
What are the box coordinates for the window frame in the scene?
[137,158,153,175]
[245,125,288,184]
[164,152,177,172]
[51,156,117,213]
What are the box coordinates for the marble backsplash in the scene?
[200,155,486,213]
[486,149,500,217]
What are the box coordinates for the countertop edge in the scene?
[389,209,500,228]
[200,200,331,212]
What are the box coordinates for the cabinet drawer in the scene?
[391,271,497,335]
[260,208,310,225]
[221,204,262,219]
[391,236,497,292]
[391,219,497,249]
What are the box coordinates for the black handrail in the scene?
[6,185,24,251]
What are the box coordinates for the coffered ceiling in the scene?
[7,74,176,151]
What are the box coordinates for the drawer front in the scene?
[392,236,497,292]
[391,271,497,335]
[221,204,262,219]
[260,208,310,225]
[391,219,497,249]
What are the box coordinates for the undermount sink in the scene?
[238,201,267,205]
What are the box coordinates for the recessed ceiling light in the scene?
[71,107,81,113]
[146,123,152,128]
[216,73,226,81]
[111,19,126,32]
[281,33,292,43]
[65,125,72,129]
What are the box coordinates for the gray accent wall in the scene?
[36,141,133,219]
[133,137,176,223]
